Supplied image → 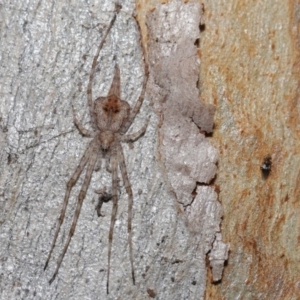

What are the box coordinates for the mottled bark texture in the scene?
[198,0,300,299]
[0,1,224,299]
[146,0,227,284]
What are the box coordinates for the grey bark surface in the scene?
[0,1,224,299]
[146,0,228,285]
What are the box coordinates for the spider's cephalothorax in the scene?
[95,68,130,134]
[44,4,149,294]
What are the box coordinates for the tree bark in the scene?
[0,1,222,299]
[199,0,300,299]
[2,0,298,299]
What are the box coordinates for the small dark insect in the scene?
[261,155,272,179]
[147,288,157,298]
[95,188,112,217]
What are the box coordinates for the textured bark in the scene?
[199,0,300,299]
[146,0,227,286]
[0,1,222,299]
[3,0,296,299]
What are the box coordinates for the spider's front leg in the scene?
[120,18,149,135]
[72,105,93,137]
[87,6,121,130]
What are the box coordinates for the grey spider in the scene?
[44,5,149,294]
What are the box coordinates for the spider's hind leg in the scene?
[106,149,119,294]
[117,143,135,286]
[44,139,95,272]
[48,145,98,284]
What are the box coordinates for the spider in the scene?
[44,4,149,294]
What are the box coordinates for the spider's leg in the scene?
[48,144,98,284]
[117,143,135,286]
[105,156,112,173]
[120,19,148,134]
[44,139,95,271]
[121,116,150,143]
[106,149,118,294]
[72,105,93,137]
[87,7,121,130]
[94,154,102,171]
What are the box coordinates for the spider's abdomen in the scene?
[98,131,115,150]
[94,96,130,132]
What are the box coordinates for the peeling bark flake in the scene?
[147,0,229,283]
